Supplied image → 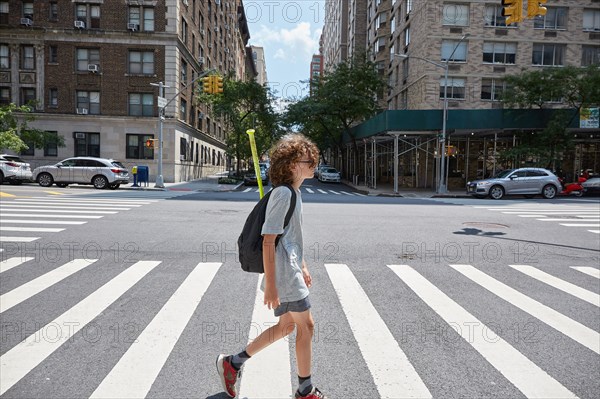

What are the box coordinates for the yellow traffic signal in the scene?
[202,76,213,94]
[527,0,547,18]
[214,76,224,94]
[501,0,523,25]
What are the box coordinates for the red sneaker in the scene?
[216,354,240,397]
[295,387,327,399]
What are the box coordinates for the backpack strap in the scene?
[282,184,297,229]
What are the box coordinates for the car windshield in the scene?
[326,168,338,173]
[3,155,24,162]
[493,169,514,178]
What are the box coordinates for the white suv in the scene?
[33,157,130,189]
[0,154,33,184]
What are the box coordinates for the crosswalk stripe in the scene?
[90,262,221,399]
[328,190,341,195]
[0,257,34,273]
[0,205,131,211]
[509,265,600,307]
[17,198,154,204]
[43,191,64,195]
[539,218,600,222]
[0,259,98,313]
[0,220,87,225]
[571,267,600,279]
[0,209,117,214]
[0,213,103,219]
[239,278,292,398]
[588,230,600,234]
[502,211,600,214]
[325,263,431,398]
[305,188,314,193]
[243,188,252,193]
[0,236,39,243]
[340,191,355,196]
[0,260,161,396]
[388,264,577,399]
[12,201,142,207]
[0,226,65,233]
[449,264,600,354]
[317,189,327,194]
[560,223,600,227]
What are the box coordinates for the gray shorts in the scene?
[274,296,311,317]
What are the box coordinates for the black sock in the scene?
[229,350,251,371]
[298,375,313,396]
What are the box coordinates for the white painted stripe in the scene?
[353,192,366,197]
[13,201,141,207]
[519,215,546,218]
[0,226,65,233]
[0,209,117,214]
[239,278,293,399]
[16,198,152,204]
[502,211,600,214]
[243,188,252,193]
[26,196,156,203]
[305,188,314,193]
[539,219,600,222]
[0,220,86,225]
[588,230,600,234]
[484,208,597,211]
[450,264,600,354]
[328,190,341,195]
[560,223,600,227]
[571,267,600,279]
[388,264,577,399]
[90,262,221,398]
[1,205,131,211]
[0,257,34,273]
[0,259,98,313]
[317,189,328,194]
[0,260,161,395]
[340,191,355,196]
[509,265,599,307]
[0,213,103,219]
[0,236,39,243]
[325,263,431,398]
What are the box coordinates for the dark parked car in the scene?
[582,177,600,196]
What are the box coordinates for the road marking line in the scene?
[0,220,86,225]
[0,192,16,197]
[340,191,355,196]
[43,191,64,195]
[0,226,65,233]
[325,263,431,398]
[538,219,600,222]
[0,236,39,243]
[388,264,577,399]
[519,215,546,218]
[242,188,252,193]
[502,211,600,215]
[571,267,600,279]
[13,201,142,207]
[90,262,221,399]
[449,264,600,354]
[0,260,161,396]
[0,213,103,219]
[239,278,293,398]
[588,230,600,234]
[0,257,35,274]
[0,259,98,313]
[0,209,117,214]
[305,188,314,193]
[317,189,328,194]
[26,197,156,203]
[509,265,599,307]
[0,205,131,211]
[328,190,341,195]
[559,223,600,227]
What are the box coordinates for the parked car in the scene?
[0,154,33,184]
[315,165,331,179]
[33,157,130,189]
[582,177,600,196]
[318,167,341,183]
[243,164,268,186]
[466,168,562,200]
[0,159,18,184]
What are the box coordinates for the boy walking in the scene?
[217,134,326,399]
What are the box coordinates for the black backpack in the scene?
[238,185,297,273]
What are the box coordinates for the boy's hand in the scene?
[264,285,280,310]
[301,265,312,288]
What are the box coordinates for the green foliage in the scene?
[0,103,65,152]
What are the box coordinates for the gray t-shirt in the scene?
[260,185,309,303]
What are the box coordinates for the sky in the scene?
[244,1,325,109]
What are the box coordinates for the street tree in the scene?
[0,103,65,152]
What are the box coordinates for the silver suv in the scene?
[33,157,130,189]
[467,168,562,200]
[0,154,33,184]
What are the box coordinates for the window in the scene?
[21,45,35,70]
[390,16,395,34]
[90,5,100,28]
[582,46,600,66]
[404,26,410,47]
[128,93,153,116]
[407,0,413,15]
[181,17,188,44]
[483,42,516,64]
[76,4,87,22]
[443,4,469,26]
[0,44,8,68]
[0,1,8,25]
[48,45,58,63]
[583,9,600,31]
[76,48,99,71]
[0,87,10,105]
[49,2,58,21]
[441,40,468,62]
[180,137,189,160]
[48,88,58,107]
[126,134,154,159]
[181,59,188,83]
[129,51,154,74]
[143,8,155,31]
[44,131,58,156]
[483,5,507,27]
[481,78,505,101]
[20,139,34,155]
[20,88,36,105]
[22,1,33,19]
[180,98,187,121]
[74,132,100,157]
[534,7,567,30]
[532,43,565,66]
[440,77,465,99]
[76,91,100,114]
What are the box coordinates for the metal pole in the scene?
[393,133,399,194]
[153,81,165,188]
[439,63,449,194]
[493,132,498,176]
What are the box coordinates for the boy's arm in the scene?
[262,234,280,309]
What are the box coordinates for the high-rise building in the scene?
[0,0,254,183]
[250,45,267,86]
[309,54,323,96]
[322,0,349,72]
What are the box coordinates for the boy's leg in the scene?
[288,309,315,377]
[245,311,295,356]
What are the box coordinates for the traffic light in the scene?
[145,139,152,148]
[527,0,547,18]
[501,0,523,25]
[214,76,224,94]
[202,76,213,94]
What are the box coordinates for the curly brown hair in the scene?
[268,134,319,186]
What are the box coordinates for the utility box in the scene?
[137,165,149,186]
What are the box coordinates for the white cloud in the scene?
[273,48,286,60]
[250,22,320,61]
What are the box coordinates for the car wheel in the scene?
[92,175,109,189]
[108,183,120,190]
[56,183,68,188]
[542,184,557,199]
[37,173,54,187]
[489,185,505,200]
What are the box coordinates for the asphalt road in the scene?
[0,181,599,398]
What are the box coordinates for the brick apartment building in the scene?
[0,0,254,183]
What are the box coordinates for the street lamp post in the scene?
[394,33,469,194]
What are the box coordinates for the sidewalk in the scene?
[342,180,471,198]
[120,172,243,193]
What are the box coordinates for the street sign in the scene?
[157,96,167,108]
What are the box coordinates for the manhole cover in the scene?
[462,222,509,229]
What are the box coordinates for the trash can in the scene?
[137,165,149,187]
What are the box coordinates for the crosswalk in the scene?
[0,255,598,398]
[240,186,366,196]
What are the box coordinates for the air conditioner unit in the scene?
[208,43,212,48]
[87,64,99,72]
[127,23,139,31]
[214,26,219,32]
[75,132,86,139]
[74,20,85,29]
[200,29,205,35]
[20,18,32,26]
[76,108,89,115]
[198,56,205,64]
[225,48,229,54]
